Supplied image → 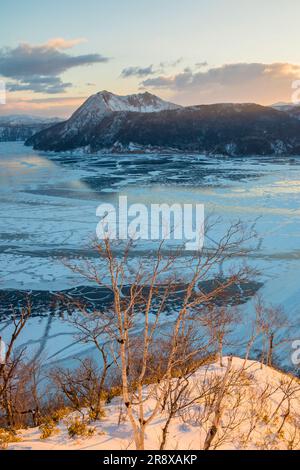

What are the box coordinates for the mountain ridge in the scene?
[26,91,300,156]
[0,115,62,142]
[62,90,181,129]
[0,115,61,125]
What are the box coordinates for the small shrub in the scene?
[51,407,71,424]
[107,385,122,402]
[0,429,22,450]
[262,415,269,424]
[39,418,60,440]
[67,417,96,439]
[88,408,106,422]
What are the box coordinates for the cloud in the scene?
[7,76,72,94]
[140,76,175,88]
[44,37,87,50]
[159,58,184,69]
[121,65,157,78]
[0,42,108,77]
[195,61,208,69]
[121,58,183,79]
[0,39,109,94]
[140,62,300,105]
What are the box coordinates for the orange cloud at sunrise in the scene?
[2,94,86,118]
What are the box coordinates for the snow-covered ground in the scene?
[0,143,300,368]
[7,358,300,451]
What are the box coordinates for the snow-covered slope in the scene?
[61,91,181,130]
[7,358,300,451]
[90,90,180,113]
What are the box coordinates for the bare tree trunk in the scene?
[203,356,233,451]
[3,383,14,428]
[219,339,224,368]
[160,414,173,450]
[267,333,274,367]
[94,348,110,420]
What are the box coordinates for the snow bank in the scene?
[7,357,300,451]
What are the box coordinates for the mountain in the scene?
[26,92,300,156]
[67,91,181,131]
[0,115,61,142]
[26,91,181,152]
[77,90,181,116]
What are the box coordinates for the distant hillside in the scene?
[0,115,61,142]
[272,103,300,121]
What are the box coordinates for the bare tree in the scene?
[64,310,114,420]
[0,304,31,428]
[200,305,240,367]
[255,297,289,367]
[203,356,233,450]
[62,218,256,450]
[51,357,110,420]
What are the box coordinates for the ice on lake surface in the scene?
[0,142,299,368]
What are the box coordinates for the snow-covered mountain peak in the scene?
[95,90,180,113]
[68,91,181,129]
[105,91,180,112]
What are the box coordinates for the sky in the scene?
[1,0,300,117]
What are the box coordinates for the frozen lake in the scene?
[0,142,300,367]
